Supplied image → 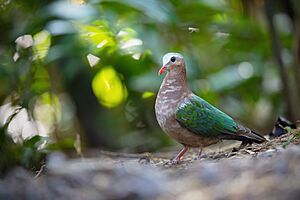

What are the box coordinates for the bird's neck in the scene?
[158,66,190,99]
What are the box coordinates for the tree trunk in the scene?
[264,0,297,122]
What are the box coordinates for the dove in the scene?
[155,53,266,164]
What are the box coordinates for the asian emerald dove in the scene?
[155,53,266,164]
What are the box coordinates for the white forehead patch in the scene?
[162,52,183,66]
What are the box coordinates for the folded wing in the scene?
[176,94,266,143]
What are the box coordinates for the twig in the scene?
[34,164,46,179]
[98,150,150,159]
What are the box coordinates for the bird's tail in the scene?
[240,130,267,144]
[221,125,267,144]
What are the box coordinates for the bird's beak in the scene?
[158,66,166,75]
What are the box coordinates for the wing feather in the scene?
[176,94,237,137]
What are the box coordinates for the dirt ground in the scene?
[0,127,300,200]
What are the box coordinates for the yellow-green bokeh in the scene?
[142,91,154,99]
[92,66,128,108]
[33,30,51,60]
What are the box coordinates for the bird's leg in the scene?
[174,146,189,161]
[197,148,202,160]
[166,146,189,165]
[194,148,204,160]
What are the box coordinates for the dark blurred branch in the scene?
[49,36,113,148]
[264,0,296,122]
[293,14,300,118]
[63,66,110,148]
[285,0,300,119]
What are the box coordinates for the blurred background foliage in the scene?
[0,0,300,173]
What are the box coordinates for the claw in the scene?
[164,158,181,166]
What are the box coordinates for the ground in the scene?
[0,128,300,200]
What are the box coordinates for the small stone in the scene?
[257,149,276,158]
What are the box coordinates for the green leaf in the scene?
[23,135,47,148]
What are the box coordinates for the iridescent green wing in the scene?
[176,94,237,137]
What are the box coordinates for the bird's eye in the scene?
[170,56,176,62]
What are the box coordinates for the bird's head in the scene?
[158,53,185,75]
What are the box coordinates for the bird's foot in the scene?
[164,158,181,166]
[193,148,205,161]
[193,153,207,161]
